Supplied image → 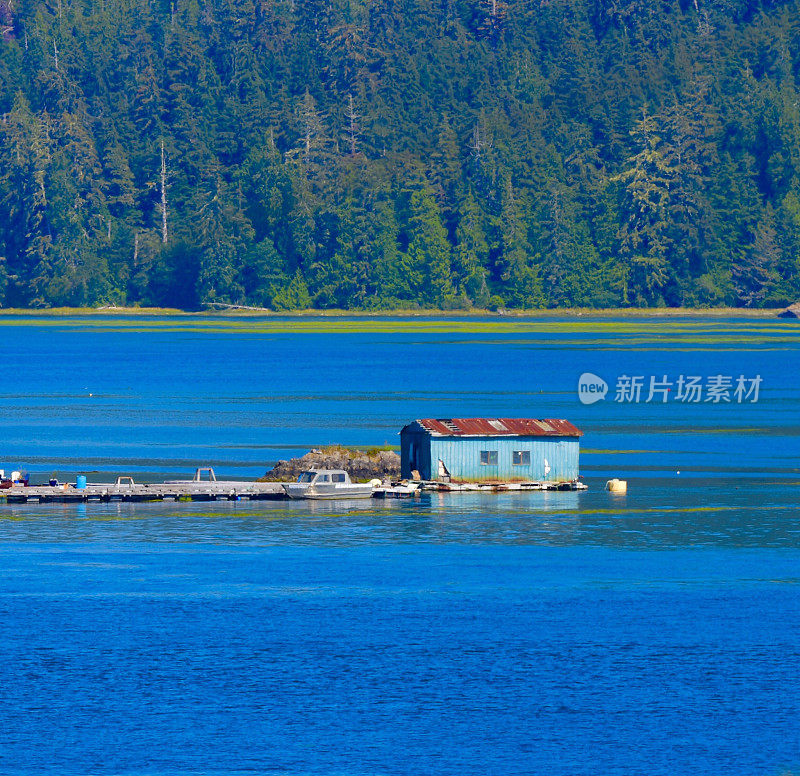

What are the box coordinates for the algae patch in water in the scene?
[0,318,789,354]
[0,313,791,338]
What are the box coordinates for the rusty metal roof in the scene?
[414,418,583,438]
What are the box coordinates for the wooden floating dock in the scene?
[0,468,587,505]
[419,480,586,493]
[0,482,287,504]
[0,469,287,504]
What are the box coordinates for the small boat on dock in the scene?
[283,469,374,500]
[372,482,421,499]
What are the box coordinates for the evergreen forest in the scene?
[1,0,800,310]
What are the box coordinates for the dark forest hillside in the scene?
[1,0,799,309]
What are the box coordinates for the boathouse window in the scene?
[317,474,330,482]
[332,473,346,482]
[512,451,531,466]
[480,450,498,465]
[298,472,315,482]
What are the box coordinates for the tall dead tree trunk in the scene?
[346,93,358,155]
[160,139,168,244]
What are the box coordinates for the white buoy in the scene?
[605,478,628,494]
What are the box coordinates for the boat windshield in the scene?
[297,472,316,483]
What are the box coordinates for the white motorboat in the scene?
[283,469,374,500]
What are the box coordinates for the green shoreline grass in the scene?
[0,305,788,318]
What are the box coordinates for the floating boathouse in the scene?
[400,418,583,483]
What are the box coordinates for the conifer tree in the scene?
[405,185,456,308]
[733,205,781,307]
[615,107,676,304]
[454,190,490,307]
[496,178,543,308]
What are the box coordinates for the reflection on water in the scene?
[1,477,797,549]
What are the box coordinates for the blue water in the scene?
[0,315,798,775]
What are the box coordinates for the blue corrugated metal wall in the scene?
[429,437,579,482]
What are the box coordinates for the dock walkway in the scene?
[0,468,287,504]
[0,482,287,504]
[0,468,587,504]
